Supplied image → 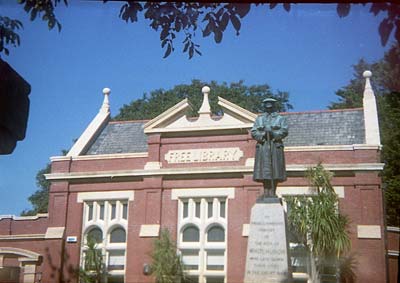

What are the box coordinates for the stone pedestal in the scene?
[244,200,292,283]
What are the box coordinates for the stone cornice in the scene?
[50,152,148,162]
[0,213,48,221]
[284,144,381,151]
[45,163,384,181]
[0,234,46,241]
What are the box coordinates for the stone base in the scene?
[244,202,292,283]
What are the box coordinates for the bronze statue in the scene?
[251,98,288,198]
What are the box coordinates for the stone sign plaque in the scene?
[244,203,291,283]
[164,147,243,164]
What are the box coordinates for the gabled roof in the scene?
[143,95,257,134]
[74,75,380,156]
[83,108,365,155]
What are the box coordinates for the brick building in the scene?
[0,72,394,283]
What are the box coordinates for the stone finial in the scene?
[198,85,211,115]
[363,70,373,92]
[362,70,381,145]
[363,70,372,78]
[101,87,111,113]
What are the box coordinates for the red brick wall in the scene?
[0,130,387,283]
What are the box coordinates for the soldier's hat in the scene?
[262,98,277,103]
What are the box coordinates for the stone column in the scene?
[20,260,37,283]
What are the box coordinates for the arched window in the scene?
[207,226,224,242]
[110,227,126,243]
[182,226,200,242]
[87,227,103,244]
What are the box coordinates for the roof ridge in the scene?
[280,107,363,115]
[109,119,150,124]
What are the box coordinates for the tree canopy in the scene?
[21,149,67,216]
[329,43,400,226]
[1,2,399,58]
[21,163,51,216]
[113,80,293,121]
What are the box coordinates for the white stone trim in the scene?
[144,99,190,131]
[285,144,381,152]
[144,95,256,134]
[0,213,48,221]
[139,224,160,237]
[357,225,381,239]
[171,188,235,200]
[46,163,384,181]
[0,247,41,261]
[387,226,400,233]
[165,147,243,164]
[278,186,345,198]
[218,96,258,121]
[144,123,254,133]
[363,72,381,145]
[45,227,65,239]
[388,250,399,257]
[242,224,250,237]
[144,162,162,170]
[77,191,134,203]
[245,158,255,167]
[51,152,147,162]
[67,90,111,156]
[0,234,45,241]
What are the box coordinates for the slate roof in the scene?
[84,109,365,155]
[283,108,365,146]
[85,121,148,155]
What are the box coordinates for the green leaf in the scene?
[214,29,223,43]
[283,3,291,12]
[336,3,351,18]
[230,14,241,32]
[160,28,169,40]
[30,9,38,21]
[220,12,229,31]
[379,18,394,46]
[163,43,172,58]
[236,4,251,18]
[269,3,277,9]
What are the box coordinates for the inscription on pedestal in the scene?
[244,203,291,283]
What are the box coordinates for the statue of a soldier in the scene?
[251,98,288,199]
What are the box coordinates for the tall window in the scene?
[178,197,227,283]
[81,200,128,283]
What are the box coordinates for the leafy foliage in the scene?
[285,164,353,281]
[286,164,351,258]
[329,43,400,226]
[21,149,67,216]
[0,16,23,56]
[150,229,185,283]
[18,0,66,31]
[380,93,400,227]
[21,163,51,216]
[79,235,107,283]
[2,2,399,58]
[114,80,293,121]
[117,2,400,59]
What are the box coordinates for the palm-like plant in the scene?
[150,229,186,283]
[79,235,107,283]
[285,163,355,282]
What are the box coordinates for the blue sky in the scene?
[0,2,393,215]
